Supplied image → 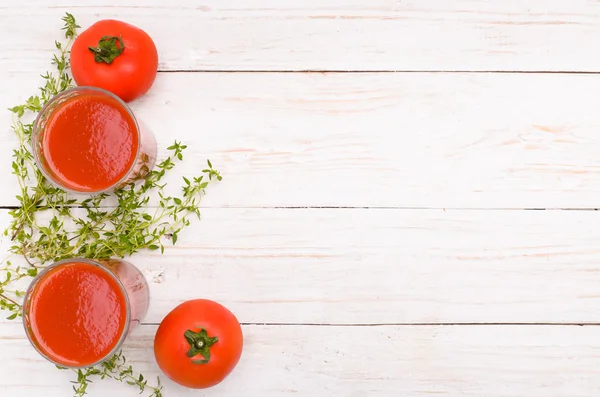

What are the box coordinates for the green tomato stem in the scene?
[184,328,219,365]
[88,35,125,64]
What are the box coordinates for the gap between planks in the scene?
[157,70,600,74]
[142,322,600,327]
[10,70,600,75]
[0,206,599,211]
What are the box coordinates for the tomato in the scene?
[70,19,158,102]
[153,299,243,389]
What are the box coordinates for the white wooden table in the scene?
[3,1,600,396]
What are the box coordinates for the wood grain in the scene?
[4,1,598,396]
[2,207,600,325]
[3,0,600,72]
[3,71,600,208]
[2,322,600,396]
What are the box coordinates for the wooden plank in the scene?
[3,71,600,208]
[2,322,600,396]
[3,207,600,325]
[3,0,600,72]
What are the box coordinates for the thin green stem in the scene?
[0,293,21,308]
[4,11,215,397]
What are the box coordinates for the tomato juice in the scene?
[32,87,156,193]
[23,258,149,368]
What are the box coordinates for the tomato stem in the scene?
[184,328,219,365]
[88,36,125,64]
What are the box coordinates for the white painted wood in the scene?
[3,71,600,208]
[3,0,600,72]
[2,207,600,325]
[3,2,599,395]
[2,322,600,396]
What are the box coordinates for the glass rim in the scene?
[31,85,142,195]
[22,257,132,369]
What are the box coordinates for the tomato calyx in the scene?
[184,328,219,365]
[88,36,125,64]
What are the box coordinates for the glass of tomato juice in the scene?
[32,86,157,194]
[22,258,149,368]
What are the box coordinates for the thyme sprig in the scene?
[61,351,162,397]
[1,12,221,397]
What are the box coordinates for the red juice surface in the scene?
[27,262,128,367]
[42,92,138,191]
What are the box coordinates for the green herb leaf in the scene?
[3,12,221,397]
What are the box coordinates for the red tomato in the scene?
[154,299,243,389]
[70,19,158,102]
